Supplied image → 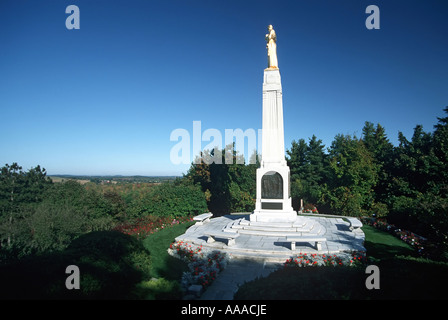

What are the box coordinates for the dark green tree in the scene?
[324,134,379,216]
[286,136,328,210]
[0,163,52,215]
[304,135,328,202]
[362,122,394,216]
[0,163,24,221]
[386,125,434,226]
[227,150,257,213]
[432,106,448,193]
[412,107,448,247]
[185,143,256,215]
[0,163,53,251]
[286,139,308,182]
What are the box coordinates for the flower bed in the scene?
[284,251,367,268]
[168,240,229,291]
[114,215,193,240]
[361,218,428,256]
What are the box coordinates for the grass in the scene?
[134,221,194,299]
[142,221,194,279]
[234,224,448,300]
[362,225,414,260]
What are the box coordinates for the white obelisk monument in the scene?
[251,25,297,222]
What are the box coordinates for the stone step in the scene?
[296,223,319,233]
[234,229,301,237]
[227,218,323,234]
[235,225,325,237]
[239,218,309,228]
[230,224,297,234]
[239,219,293,228]
[243,226,297,232]
[223,217,326,237]
[238,219,309,229]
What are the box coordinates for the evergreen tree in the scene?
[432,106,448,193]
[391,125,433,197]
[184,143,256,215]
[286,139,308,182]
[286,136,328,210]
[0,163,53,250]
[184,150,212,203]
[324,134,379,216]
[305,135,328,187]
[0,163,52,216]
[362,122,394,216]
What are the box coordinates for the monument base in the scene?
[250,199,297,222]
[252,161,296,222]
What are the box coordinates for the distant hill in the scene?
[49,175,180,184]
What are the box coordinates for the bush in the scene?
[369,201,389,218]
[24,203,90,255]
[130,182,208,218]
[415,193,448,249]
[42,180,115,222]
[0,230,151,299]
[0,203,92,259]
[67,230,152,281]
[114,215,193,240]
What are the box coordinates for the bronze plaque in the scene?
[261,202,283,210]
[261,172,283,199]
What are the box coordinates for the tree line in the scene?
[0,165,207,261]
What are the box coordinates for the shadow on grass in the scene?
[235,266,369,300]
[234,225,448,300]
[0,231,150,300]
[363,225,415,260]
[142,222,193,281]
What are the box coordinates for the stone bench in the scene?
[193,212,213,225]
[344,217,363,231]
[205,231,240,246]
[286,236,327,250]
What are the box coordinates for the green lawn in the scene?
[234,225,448,300]
[142,221,194,279]
[134,221,194,299]
[362,225,414,260]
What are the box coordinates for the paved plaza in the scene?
[175,214,365,263]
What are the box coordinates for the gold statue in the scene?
[265,25,278,68]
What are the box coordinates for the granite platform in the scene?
[175,214,365,263]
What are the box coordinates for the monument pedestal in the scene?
[251,164,296,222]
[250,68,297,223]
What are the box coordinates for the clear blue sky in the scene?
[1,0,447,176]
